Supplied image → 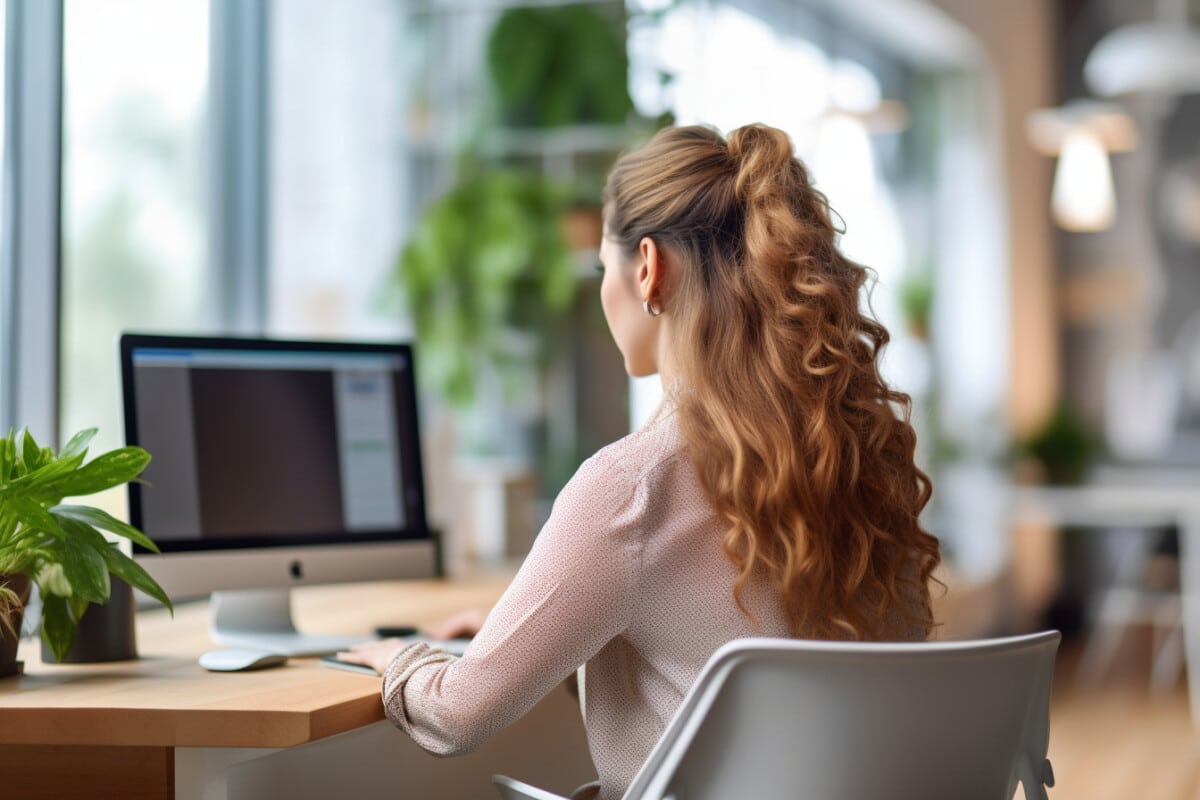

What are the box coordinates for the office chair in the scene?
[494,630,1061,800]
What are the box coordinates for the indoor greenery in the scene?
[394,167,576,410]
[0,427,172,662]
[392,1,642,464]
[1014,403,1101,485]
[899,268,934,341]
[486,3,633,129]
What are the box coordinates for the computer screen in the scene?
[120,333,440,654]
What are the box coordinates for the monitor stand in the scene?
[209,589,369,656]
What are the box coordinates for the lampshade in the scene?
[1084,21,1200,97]
[1051,129,1117,232]
[1025,100,1135,233]
[1025,100,1138,156]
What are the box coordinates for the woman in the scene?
[342,123,941,800]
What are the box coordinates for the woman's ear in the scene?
[637,236,664,306]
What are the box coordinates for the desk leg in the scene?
[1181,511,1200,728]
[0,744,173,799]
[174,746,281,800]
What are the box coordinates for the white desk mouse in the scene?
[198,648,288,672]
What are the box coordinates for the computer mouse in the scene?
[198,648,288,672]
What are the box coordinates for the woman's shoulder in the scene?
[556,408,687,515]
[587,406,687,485]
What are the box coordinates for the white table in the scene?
[1010,468,1200,724]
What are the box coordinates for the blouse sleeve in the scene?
[380,446,646,756]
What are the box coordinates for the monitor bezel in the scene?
[119,332,433,555]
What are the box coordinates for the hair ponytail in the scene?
[604,123,940,640]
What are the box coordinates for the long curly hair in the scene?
[603,124,940,640]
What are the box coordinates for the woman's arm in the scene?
[349,448,646,756]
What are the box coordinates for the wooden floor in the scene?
[1045,634,1200,800]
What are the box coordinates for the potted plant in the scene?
[0,426,172,676]
[484,2,657,252]
[394,167,577,435]
[485,3,633,130]
[1012,403,1101,486]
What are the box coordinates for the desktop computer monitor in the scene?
[119,333,441,655]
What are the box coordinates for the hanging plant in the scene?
[394,167,577,408]
[486,4,633,128]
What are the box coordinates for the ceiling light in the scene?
[1085,20,1200,97]
[1051,129,1117,232]
[1025,100,1138,156]
[1025,100,1137,232]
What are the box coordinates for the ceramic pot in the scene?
[561,205,603,251]
[41,577,138,664]
[1,573,32,678]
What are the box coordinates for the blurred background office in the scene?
[1,0,1199,794]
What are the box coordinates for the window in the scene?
[627,2,928,424]
[56,0,417,517]
[1,0,62,443]
[267,0,409,341]
[629,0,1010,573]
[59,0,211,513]
[0,0,9,360]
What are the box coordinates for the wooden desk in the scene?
[0,570,595,799]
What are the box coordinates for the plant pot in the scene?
[41,577,138,664]
[1,573,32,679]
[562,205,603,251]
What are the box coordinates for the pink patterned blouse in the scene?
[381,404,793,800]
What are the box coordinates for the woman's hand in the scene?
[337,638,409,675]
[337,608,488,672]
[425,608,488,640]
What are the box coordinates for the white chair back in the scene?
[627,631,1060,800]
[496,631,1061,800]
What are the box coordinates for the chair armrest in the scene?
[493,774,572,800]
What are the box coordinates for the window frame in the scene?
[209,0,269,335]
[0,0,272,444]
[0,0,63,443]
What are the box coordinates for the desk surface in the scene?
[0,569,515,750]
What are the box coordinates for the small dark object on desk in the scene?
[373,625,419,638]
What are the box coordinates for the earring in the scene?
[643,299,662,317]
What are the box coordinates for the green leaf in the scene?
[0,437,14,483]
[68,594,90,623]
[51,518,112,604]
[35,562,71,596]
[53,505,161,553]
[101,547,172,613]
[5,451,86,496]
[18,428,42,471]
[40,447,150,498]
[0,547,40,577]
[5,495,66,539]
[39,593,79,663]
[59,428,98,460]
